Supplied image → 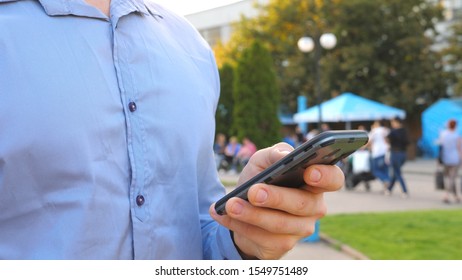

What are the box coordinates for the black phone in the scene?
[215,130,369,215]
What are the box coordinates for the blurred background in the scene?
[176,0,462,260]
[176,0,462,161]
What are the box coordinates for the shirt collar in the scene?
[0,0,163,21]
[38,0,107,18]
[109,0,152,24]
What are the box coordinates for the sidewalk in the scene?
[219,158,461,260]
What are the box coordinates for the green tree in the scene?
[216,63,235,136]
[217,0,337,113]
[216,0,447,117]
[232,41,281,148]
[324,0,446,114]
[443,19,462,96]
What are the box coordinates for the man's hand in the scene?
[210,142,344,260]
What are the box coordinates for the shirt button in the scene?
[128,102,137,112]
[136,195,145,206]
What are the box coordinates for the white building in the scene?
[185,0,268,47]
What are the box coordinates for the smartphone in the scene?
[215,130,369,215]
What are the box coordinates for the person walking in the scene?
[368,120,390,192]
[437,119,462,203]
[386,117,410,198]
[344,125,375,191]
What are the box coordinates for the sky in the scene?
[153,0,243,15]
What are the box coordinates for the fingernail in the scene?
[309,168,322,182]
[255,189,268,203]
[231,201,244,215]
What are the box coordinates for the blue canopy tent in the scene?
[293,92,406,129]
[420,98,462,158]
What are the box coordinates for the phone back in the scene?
[267,130,369,187]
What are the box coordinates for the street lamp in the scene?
[298,33,337,130]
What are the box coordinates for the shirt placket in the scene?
[111,12,151,259]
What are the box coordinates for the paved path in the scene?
[219,158,462,260]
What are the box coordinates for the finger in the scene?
[237,143,294,186]
[247,184,327,218]
[210,201,282,247]
[303,164,345,194]
[209,201,253,236]
[247,142,294,169]
[210,204,302,259]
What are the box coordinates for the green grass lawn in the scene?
[321,209,462,260]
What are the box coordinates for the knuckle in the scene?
[335,173,346,189]
[278,238,296,253]
[268,188,284,208]
[302,223,314,237]
[301,223,315,237]
[247,150,262,165]
[295,198,309,213]
[315,201,328,219]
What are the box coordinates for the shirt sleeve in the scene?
[196,47,243,260]
[201,218,243,260]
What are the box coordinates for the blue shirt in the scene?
[439,129,461,166]
[0,0,241,260]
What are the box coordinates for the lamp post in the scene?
[297,33,337,130]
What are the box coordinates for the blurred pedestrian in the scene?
[386,117,410,198]
[306,128,319,141]
[235,137,257,169]
[368,120,390,192]
[214,133,227,171]
[437,119,462,203]
[295,126,306,147]
[224,136,241,174]
[344,125,374,191]
[321,123,330,132]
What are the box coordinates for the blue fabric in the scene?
[420,98,462,158]
[371,155,390,183]
[0,0,241,260]
[293,92,406,123]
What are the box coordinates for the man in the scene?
[0,0,344,260]
[368,120,390,192]
[386,117,410,198]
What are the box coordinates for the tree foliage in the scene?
[216,63,234,135]
[325,0,446,114]
[231,41,281,148]
[443,19,462,96]
[215,0,447,117]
